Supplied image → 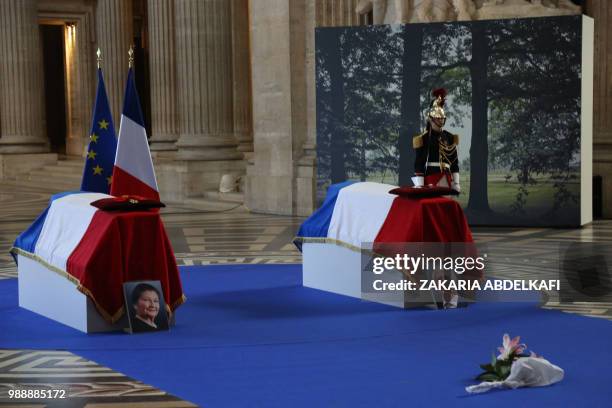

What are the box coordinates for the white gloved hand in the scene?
[411,176,424,188]
[451,172,460,193]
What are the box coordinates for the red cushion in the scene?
[91,195,165,211]
[388,186,458,198]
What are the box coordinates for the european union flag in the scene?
[81,69,117,194]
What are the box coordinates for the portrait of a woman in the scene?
[128,282,168,332]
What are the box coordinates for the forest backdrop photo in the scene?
[316,15,585,227]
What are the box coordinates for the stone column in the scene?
[155,0,244,198]
[585,0,612,217]
[247,0,312,215]
[316,0,360,26]
[280,0,359,215]
[72,18,96,158]
[585,0,612,142]
[247,0,360,215]
[95,0,133,130]
[148,0,178,153]
[298,0,319,216]
[64,21,95,157]
[175,0,240,162]
[231,0,254,160]
[0,0,48,153]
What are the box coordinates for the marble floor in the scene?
[1,180,611,406]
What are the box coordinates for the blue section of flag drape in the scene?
[81,69,117,194]
[11,191,83,264]
[294,180,356,251]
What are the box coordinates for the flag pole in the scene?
[128,46,134,69]
[96,48,102,69]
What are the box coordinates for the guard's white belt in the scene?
[426,162,450,169]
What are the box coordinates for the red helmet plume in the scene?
[432,88,447,105]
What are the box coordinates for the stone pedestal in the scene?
[148,0,178,154]
[0,0,48,154]
[0,153,58,180]
[157,160,245,202]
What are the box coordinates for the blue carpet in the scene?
[2,264,612,407]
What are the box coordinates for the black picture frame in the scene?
[123,280,170,333]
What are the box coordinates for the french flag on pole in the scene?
[110,67,159,201]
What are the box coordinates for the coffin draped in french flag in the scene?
[11,192,185,323]
[294,181,474,251]
[10,61,184,331]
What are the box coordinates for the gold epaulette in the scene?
[452,134,459,146]
[413,131,426,149]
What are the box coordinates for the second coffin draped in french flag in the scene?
[110,67,160,201]
[294,182,474,251]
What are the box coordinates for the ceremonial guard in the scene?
[412,88,461,193]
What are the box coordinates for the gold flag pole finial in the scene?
[96,48,102,69]
[128,46,134,68]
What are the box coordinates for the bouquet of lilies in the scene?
[467,333,564,394]
[476,333,531,382]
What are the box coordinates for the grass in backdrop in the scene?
[318,171,579,226]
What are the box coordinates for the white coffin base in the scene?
[302,242,437,309]
[17,254,127,333]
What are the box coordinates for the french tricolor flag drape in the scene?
[294,182,474,251]
[11,192,185,322]
[110,68,159,201]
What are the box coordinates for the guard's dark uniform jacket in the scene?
[413,128,459,176]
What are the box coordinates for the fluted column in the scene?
[585,0,612,217]
[0,0,48,153]
[316,0,360,27]
[231,0,254,159]
[175,0,240,161]
[95,0,133,131]
[148,0,178,152]
[585,1,612,144]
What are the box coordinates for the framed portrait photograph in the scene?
[123,280,170,333]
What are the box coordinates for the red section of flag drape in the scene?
[66,209,183,322]
[374,196,473,243]
[373,196,482,283]
[111,166,160,201]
